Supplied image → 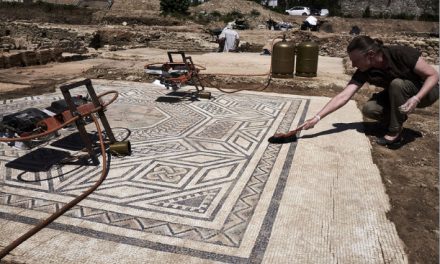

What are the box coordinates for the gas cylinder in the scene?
[295,41,319,77]
[271,35,295,78]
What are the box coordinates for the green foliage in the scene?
[375,12,391,19]
[390,13,416,20]
[192,10,223,25]
[194,13,208,24]
[210,11,222,18]
[222,10,244,23]
[250,0,265,5]
[190,0,202,7]
[250,9,261,17]
[360,10,434,21]
[0,1,20,8]
[362,6,371,18]
[194,12,213,25]
[341,14,353,18]
[229,10,244,19]
[191,8,258,27]
[160,0,190,16]
[419,12,439,21]
[327,2,341,17]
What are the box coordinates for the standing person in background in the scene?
[273,35,439,148]
[218,23,240,52]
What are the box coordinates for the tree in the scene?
[160,0,190,16]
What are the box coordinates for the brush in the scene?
[268,123,307,144]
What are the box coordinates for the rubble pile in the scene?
[384,36,439,64]
[190,0,286,28]
[343,36,439,75]
[94,29,160,50]
[314,35,352,57]
[288,32,352,58]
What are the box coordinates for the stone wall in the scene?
[0,22,91,68]
[387,37,438,64]
[0,48,62,68]
[0,22,91,53]
[340,0,438,17]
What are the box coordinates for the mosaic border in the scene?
[0,89,310,263]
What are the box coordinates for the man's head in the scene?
[347,36,384,72]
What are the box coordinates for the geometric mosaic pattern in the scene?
[0,81,308,263]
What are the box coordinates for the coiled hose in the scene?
[0,91,118,259]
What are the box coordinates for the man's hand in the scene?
[399,96,420,114]
[302,115,321,130]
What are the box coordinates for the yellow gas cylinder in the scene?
[271,36,295,78]
[295,41,319,77]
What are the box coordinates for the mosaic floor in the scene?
[0,80,311,263]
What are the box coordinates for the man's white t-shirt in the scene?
[305,16,318,26]
[219,28,239,52]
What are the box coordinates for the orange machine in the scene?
[145,51,211,100]
[0,79,117,163]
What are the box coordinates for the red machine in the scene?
[0,79,122,259]
[0,79,118,163]
[145,51,211,100]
